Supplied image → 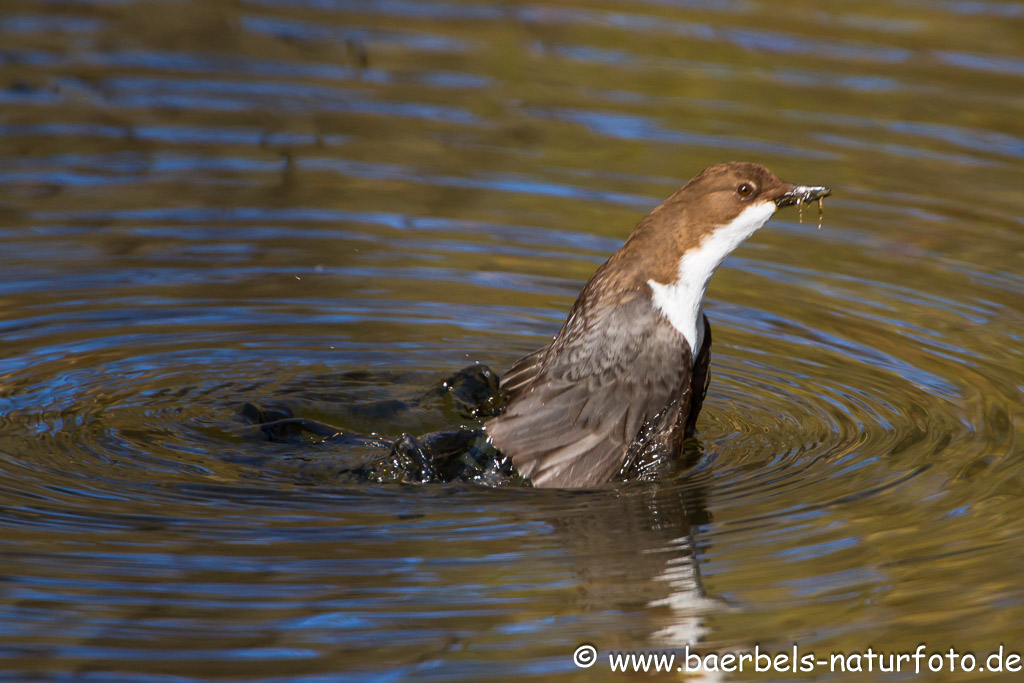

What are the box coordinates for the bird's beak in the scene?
[775,184,832,207]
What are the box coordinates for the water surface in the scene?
[1,0,1023,679]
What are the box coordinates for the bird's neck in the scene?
[645,201,777,354]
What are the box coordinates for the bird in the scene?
[484,162,831,488]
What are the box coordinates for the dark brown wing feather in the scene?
[498,347,546,394]
[683,314,712,437]
[486,295,694,488]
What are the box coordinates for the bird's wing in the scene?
[683,314,712,437]
[498,347,546,395]
[486,296,693,488]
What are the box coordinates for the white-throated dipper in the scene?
[485,162,831,488]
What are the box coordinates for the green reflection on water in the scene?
[0,0,1021,678]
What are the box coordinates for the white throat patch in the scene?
[647,201,776,355]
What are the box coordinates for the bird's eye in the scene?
[737,183,754,198]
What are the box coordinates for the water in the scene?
[1,0,1022,679]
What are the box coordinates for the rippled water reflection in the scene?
[1,0,1022,679]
